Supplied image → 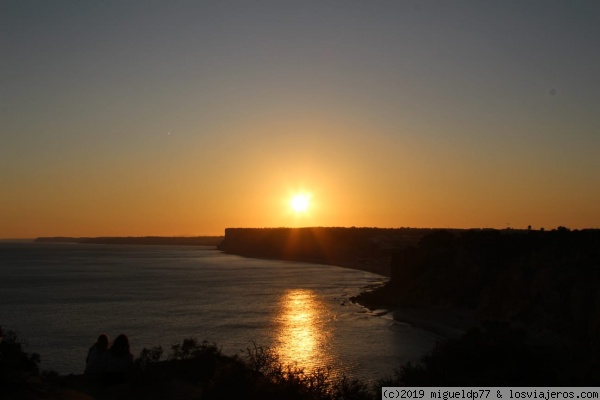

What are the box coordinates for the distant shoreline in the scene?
[34,236,224,246]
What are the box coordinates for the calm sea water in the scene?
[0,242,438,382]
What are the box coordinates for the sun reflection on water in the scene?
[273,289,333,374]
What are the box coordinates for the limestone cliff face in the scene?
[387,228,600,351]
[218,227,384,262]
[217,227,439,273]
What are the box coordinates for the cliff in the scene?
[355,228,600,359]
[217,227,454,276]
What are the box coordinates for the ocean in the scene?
[0,241,438,382]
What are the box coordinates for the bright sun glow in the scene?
[290,194,310,213]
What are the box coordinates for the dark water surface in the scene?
[0,242,438,381]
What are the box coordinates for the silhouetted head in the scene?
[110,334,131,356]
[96,334,109,351]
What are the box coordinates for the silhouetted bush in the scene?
[135,345,163,370]
[169,337,221,361]
[0,328,41,394]
[132,338,377,399]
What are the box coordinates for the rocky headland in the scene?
[353,227,600,383]
[217,227,455,276]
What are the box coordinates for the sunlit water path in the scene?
[0,242,438,382]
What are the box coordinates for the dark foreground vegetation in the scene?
[5,324,599,400]
[35,236,224,246]
[2,328,375,400]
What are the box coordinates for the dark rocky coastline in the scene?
[219,226,600,358]
[352,227,600,384]
[218,225,600,384]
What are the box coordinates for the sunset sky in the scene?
[2,1,599,238]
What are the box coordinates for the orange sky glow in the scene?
[2,2,599,238]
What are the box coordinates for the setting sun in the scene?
[290,194,311,213]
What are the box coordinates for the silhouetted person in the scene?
[84,334,109,378]
[104,334,134,385]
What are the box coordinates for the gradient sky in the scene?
[2,1,599,237]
